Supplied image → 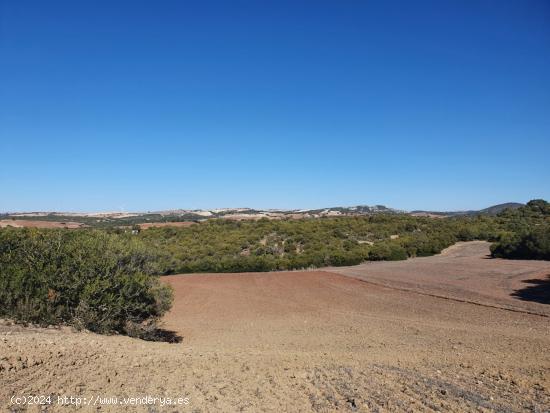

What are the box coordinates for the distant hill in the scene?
[410,202,524,217]
[1,205,404,227]
[2,202,526,227]
[478,202,524,215]
[152,205,404,220]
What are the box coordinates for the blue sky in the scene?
[1,1,549,212]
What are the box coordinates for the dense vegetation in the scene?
[490,200,550,260]
[0,229,173,338]
[136,214,498,273]
[491,229,550,260]
[1,200,548,336]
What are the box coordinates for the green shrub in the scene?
[0,228,173,336]
[491,228,550,260]
[368,242,407,261]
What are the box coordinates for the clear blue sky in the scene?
[1,1,549,212]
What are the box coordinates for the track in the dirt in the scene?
[345,274,550,318]
[328,241,550,317]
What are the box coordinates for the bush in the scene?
[491,228,550,260]
[368,242,408,261]
[0,228,173,336]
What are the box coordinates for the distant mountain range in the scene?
[2,203,524,222]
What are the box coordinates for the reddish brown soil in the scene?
[1,242,549,412]
[0,220,85,229]
[329,241,550,316]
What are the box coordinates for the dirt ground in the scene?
[0,220,85,229]
[329,241,550,316]
[1,242,549,412]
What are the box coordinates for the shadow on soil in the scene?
[137,328,183,343]
[150,328,183,343]
[511,275,550,305]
